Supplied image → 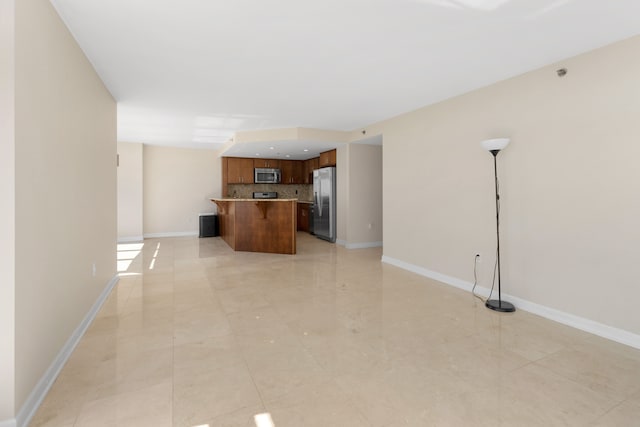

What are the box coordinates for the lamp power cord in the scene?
[471,250,498,303]
[471,254,484,302]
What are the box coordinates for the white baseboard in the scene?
[345,241,383,249]
[381,255,474,294]
[14,274,119,427]
[143,231,198,239]
[335,239,383,249]
[381,255,640,350]
[0,418,16,427]
[117,235,143,243]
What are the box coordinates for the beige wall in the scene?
[117,142,143,240]
[375,35,640,335]
[346,143,383,247]
[143,145,221,236]
[0,0,16,420]
[13,0,116,416]
[328,143,384,247]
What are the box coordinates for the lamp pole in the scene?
[485,148,515,313]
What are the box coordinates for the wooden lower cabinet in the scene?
[297,203,309,232]
[211,199,296,254]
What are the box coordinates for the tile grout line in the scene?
[210,278,270,418]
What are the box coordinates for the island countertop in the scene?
[211,198,299,202]
[210,198,297,254]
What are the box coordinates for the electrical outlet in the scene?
[368,223,372,230]
[92,262,97,277]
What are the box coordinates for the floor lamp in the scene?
[481,138,515,313]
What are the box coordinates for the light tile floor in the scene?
[30,233,640,426]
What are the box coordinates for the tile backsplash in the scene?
[227,184,313,201]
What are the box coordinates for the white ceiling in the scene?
[52,0,640,155]
[222,139,347,161]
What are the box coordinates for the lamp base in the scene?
[485,299,516,313]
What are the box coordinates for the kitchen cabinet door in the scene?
[297,203,309,232]
[319,149,336,167]
[227,158,254,184]
[254,159,281,168]
[291,160,303,184]
[280,160,293,184]
[281,160,304,184]
[304,158,319,184]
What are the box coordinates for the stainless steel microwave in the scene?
[255,168,281,184]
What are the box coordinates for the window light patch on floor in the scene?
[117,243,144,251]
[149,242,161,270]
[254,412,275,427]
[117,242,144,274]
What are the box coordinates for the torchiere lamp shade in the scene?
[481,138,510,152]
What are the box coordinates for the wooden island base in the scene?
[211,198,297,254]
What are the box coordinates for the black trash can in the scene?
[199,214,219,238]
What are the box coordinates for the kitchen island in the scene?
[210,198,297,254]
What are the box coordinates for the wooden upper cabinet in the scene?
[310,157,319,170]
[303,157,319,184]
[292,161,303,184]
[254,159,281,168]
[226,157,254,184]
[281,160,304,184]
[280,160,291,184]
[319,149,336,167]
[224,156,317,187]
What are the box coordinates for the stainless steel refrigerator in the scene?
[313,167,336,242]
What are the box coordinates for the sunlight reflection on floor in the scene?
[254,412,275,427]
